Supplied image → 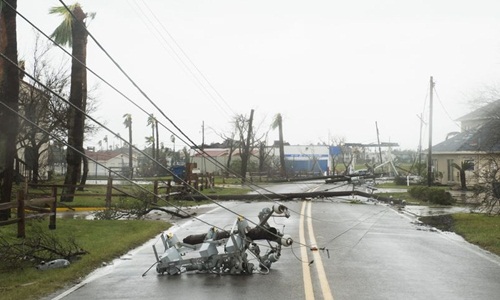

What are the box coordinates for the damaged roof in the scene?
[433,119,500,153]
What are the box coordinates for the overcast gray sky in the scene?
[16,0,500,151]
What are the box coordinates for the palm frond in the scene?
[48,4,80,47]
[51,21,73,47]
[49,6,73,46]
[271,113,282,130]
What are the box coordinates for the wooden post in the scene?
[49,187,57,230]
[17,190,25,238]
[105,175,113,208]
[153,180,159,204]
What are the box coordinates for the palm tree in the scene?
[50,3,92,201]
[123,113,133,178]
[452,161,474,190]
[148,114,160,174]
[115,133,122,149]
[147,114,156,160]
[271,113,286,178]
[103,135,108,151]
[155,118,159,161]
[145,136,154,146]
[170,134,176,165]
[0,0,20,220]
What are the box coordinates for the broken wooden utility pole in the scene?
[241,109,254,184]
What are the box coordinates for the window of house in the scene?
[447,159,454,182]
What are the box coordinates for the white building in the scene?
[86,150,137,177]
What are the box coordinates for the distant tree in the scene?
[234,110,254,182]
[155,117,159,161]
[123,113,133,178]
[339,144,354,175]
[213,131,238,175]
[225,138,237,173]
[145,136,154,152]
[0,0,19,220]
[258,141,273,174]
[103,135,108,151]
[170,134,176,165]
[327,136,351,175]
[464,83,500,110]
[147,114,157,161]
[182,146,190,165]
[115,133,122,149]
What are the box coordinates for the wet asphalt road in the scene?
[44,181,500,300]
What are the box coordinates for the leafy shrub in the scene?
[394,176,407,185]
[408,186,454,205]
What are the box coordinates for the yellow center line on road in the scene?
[300,201,315,299]
[305,201,334,300]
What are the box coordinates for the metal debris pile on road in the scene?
[152,205,293,276]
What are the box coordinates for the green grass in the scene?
[25,182,251,209]
[452,213,500,256]
[0,219,169,300]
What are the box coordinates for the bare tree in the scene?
[471,153,500,215]
[327,136,348,175]
[17,35,70,183]
[464,83,500,110]
[258,139,274,175]
[469,118,500,215]
[228,110,270,182]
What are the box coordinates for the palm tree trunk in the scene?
[0,0,19,220]
[151,124,155,160]
[155,119,159,163]
[128,124,133,178]
[61,6,86,202]
[460,170,467,190]
[78,155,89,190]
[78,33,88,190]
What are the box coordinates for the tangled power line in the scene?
[3,0,391,262]
[3,0,322,253]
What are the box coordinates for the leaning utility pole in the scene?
[427,76,434,187]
